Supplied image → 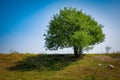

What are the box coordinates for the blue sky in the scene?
[0,0,120,53]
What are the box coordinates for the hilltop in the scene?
[0,53,120,80]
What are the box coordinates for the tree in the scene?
[44,7,105,58]
[105,46,111,53]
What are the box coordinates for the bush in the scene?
[10,50,20,54]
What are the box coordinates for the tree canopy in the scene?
[44,7,105,58]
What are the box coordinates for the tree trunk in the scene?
[73,46,82,58]
[74,47,79,58]
[78,48,82,56]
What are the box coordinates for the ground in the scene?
[0,53,120,80]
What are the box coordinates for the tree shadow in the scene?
[8,54,85,71]
[8,54,84,71]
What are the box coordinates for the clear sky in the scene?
[0,0,120,53]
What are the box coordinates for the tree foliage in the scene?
[44,7,105,57]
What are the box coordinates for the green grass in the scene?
[0,53,120,80]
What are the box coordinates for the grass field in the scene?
[0,53,120,80]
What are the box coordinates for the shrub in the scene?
[10,50,19,54]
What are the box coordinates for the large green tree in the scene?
[44,7,105,58]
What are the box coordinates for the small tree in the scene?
[44,7,105,58]
[105,46,111,53]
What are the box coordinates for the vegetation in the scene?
[10,50,20,54]
[105,46,111,53]
[44,7,105,58]
[0,53,120,80]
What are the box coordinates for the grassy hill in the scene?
[0,53,120,80]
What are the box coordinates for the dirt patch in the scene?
[92,55,113,62]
